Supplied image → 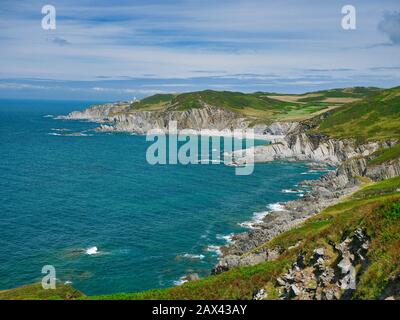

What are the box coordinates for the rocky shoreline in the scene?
[212,138,400,274]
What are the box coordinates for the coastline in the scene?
[56,106,400,286]
[211,161,353,274]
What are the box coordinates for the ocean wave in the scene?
[43,114,54,118]
[216,233,234,243]
[308,169,327,173]
[238,220,259,229]
[302,169,327,175]
[268,203,287,212]
[282,188,303,194]
[86,246,99,255]
[180,253,205,260]
[239,210,269,229]
[198,159,222,164]
[48,132,93,137]
[239,202,287,229]
[51,128,71,132]
[173,276,188,286]
[206,245,222,256]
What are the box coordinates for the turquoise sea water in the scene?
[0,99,325,295]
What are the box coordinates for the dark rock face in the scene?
[184,273,200,282]
[380,275,400,300]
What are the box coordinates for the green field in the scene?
[124,87,383,122]
[313,86,400,143]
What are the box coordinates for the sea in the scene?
[0,99,327,295]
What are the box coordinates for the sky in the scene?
[0,0,399,100]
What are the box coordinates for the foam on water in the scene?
[173,276,188,286]
[86,246,99,255]
[180,253,205,260]
[268,203,287,212]
[282,188,303,194]
[239,202,287,229]
[206,245,222,256]
[216,233,234,243]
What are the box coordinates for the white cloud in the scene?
[0,0,399,89]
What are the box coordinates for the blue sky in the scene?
[0,0,399,100]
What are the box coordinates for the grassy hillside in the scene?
[133,94,177,111]
[313,87,400,143]
[368,144,400,166]
[0,283,84,300]
[88,177,400,300]
[128,88,382,122]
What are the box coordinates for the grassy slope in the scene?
[313,87,400,143]
[368,144,400,166]
[0,283,84,300]
[297,86,382,102]
[127,88,382,122]
[90,177,400,300]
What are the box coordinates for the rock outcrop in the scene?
[234,134,396,165]
[59,103,252,134]
[58,102,301,140]
[273,228,370,300]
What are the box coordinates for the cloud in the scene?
[370,66,400,71]
[48,37,71,46]
[378,11,400,45]
[0,0,399,91]
[0,82,48,90]
[92,87,166,94]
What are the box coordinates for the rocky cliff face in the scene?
[59,102,302,139]
[59,102,131,121]
[262,228,371,300]
[234,133,395,165]
[100,105,250,134]
[60,103,253,134]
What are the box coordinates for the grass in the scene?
[352,176,400,199]
[0,283,84,300]
[368,144,400,166]
[353,200,400,298]
[126,88,381,123]
[313,86,400,143]
[131,94,177,111]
